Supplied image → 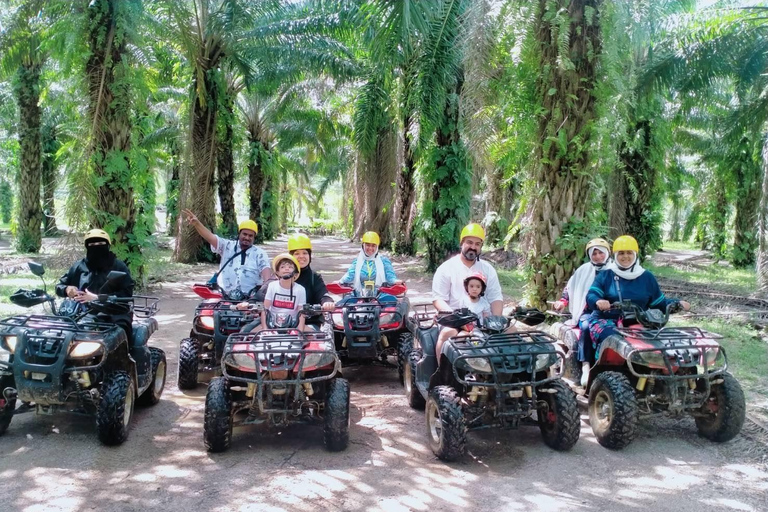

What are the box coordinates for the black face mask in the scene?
[86,244,112,272]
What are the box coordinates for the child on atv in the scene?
[434,273,491,364]
[254,254,308,332]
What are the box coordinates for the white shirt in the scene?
[212,236,269,296]
[264,280,307,321]
[461,295,491,318]
[432,254,503,309]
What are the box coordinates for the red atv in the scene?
[177,283,258,389]
[569,300,745,450]
[326,282,412,380]
[203,304,349,452]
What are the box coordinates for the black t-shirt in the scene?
[295,265,330,305]
[55,256,134,298]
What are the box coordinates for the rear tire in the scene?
[588,371,637,450]
[404,349,426,410]
[177,338,199,390]
[397,333,413,385]
[562,331,581,382]
[695,372,745,442]
[323,378,350,452]
[0,377,15,436]
[138,348,166,406]
[204,377,232,453]
[538,380,580,451]
[426,386,466,461]
[97,371,135,446]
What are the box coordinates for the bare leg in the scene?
[435,327,458,365]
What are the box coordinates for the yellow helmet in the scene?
[84,228,111,245]
[586,238,611,254]
[272,253,301,278]
[362,231,380,246]
[613,235,639,253]
[238,219,259,234]
[460,223,485,243]
[288,233,312,252]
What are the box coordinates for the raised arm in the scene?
[182,209,218,251]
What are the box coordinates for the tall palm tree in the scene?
[0,1,47,252]
[525,0,604,306]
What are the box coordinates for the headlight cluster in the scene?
[224,351,256,369]
[303,352,335,369]
[465,357,491,372]
[534,353,552,372]
[331,313,343,329]
[0,335,16,363]
[198,315,215,330]
[69,340,103,359]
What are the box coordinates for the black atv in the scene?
[177,283,261,389]
[326,281,412,380]
[204,304,349,453]
[403,307,580,461]
[0,262,166,445]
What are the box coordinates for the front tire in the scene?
[177,338,199,390]
[404,349,426,410]
[695,372,745,442]
[97,371,135,446]
[426,386,466,461]
[588,371,637,450]
[398,333,414,385]
[562,330,581,382]
[323,378,350,452]
[0,377,15,436]
[538,380,580,451]
[138,347,166,406]
[204,377,233,452]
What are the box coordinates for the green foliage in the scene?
[0,180,12,224]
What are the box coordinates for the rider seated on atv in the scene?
[434,272,492,360]
[585,235,690,365]
[182,209,270,300]
[337,231,399,304]
[55,228,135,337]
[553,238,611,385]
[253,254,309,332]
[288,233,336,317]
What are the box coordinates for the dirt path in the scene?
[1,237,767,512]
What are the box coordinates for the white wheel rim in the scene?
[123,383,134,428]
[427,401,442,444]
[404,364,413,394]
[154,361,166,396]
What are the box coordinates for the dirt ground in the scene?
[1,237,767,512]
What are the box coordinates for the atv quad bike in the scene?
[204,304,349,453]
[403,307,579,461]
[572,300,745,450]
[326,281,412,381]
[177,283,262,389]
[0,262,166,445]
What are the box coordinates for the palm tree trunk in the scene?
[86,0,140,272]
[175,71,218,262]
[731,142,762,267]
[425,74,472,272]
[248,139,268,242]
[525,0,603,306]
[14,62,43,253]
[217,96,237,238]
[393,114,417,255]
[260,168,277,241]
[757,135,768,294]
[166,139,181,236]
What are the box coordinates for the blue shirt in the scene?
[586,269,674,322]
[340,255,397,286]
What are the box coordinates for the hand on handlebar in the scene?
[553,300,566,311]
[321,302,336,312]
[74,289,98,303]
[596,299,611,311]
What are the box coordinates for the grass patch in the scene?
[646,260,757,296]
[497,268,526,302]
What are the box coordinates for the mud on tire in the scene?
[177,338,199,390]
[97,371,135,446]
[324,378,350,452]
[426,385,466,461]
[0,376,15,436]
[138,347,166,406]
[538,380,580,451]
[204,377,232,453]
[404,349,426,410]
[695,372,745,443]
[588,371,637,450]
[397,333,414,385]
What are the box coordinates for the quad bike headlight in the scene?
[534,353,552,372]
[198,315,215,330]
[331,313,344,329]
[224,352,257,370]
[302,352,336,369]
[3,335,17,354]
[465,357,492,373]
[69,341,103,359]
